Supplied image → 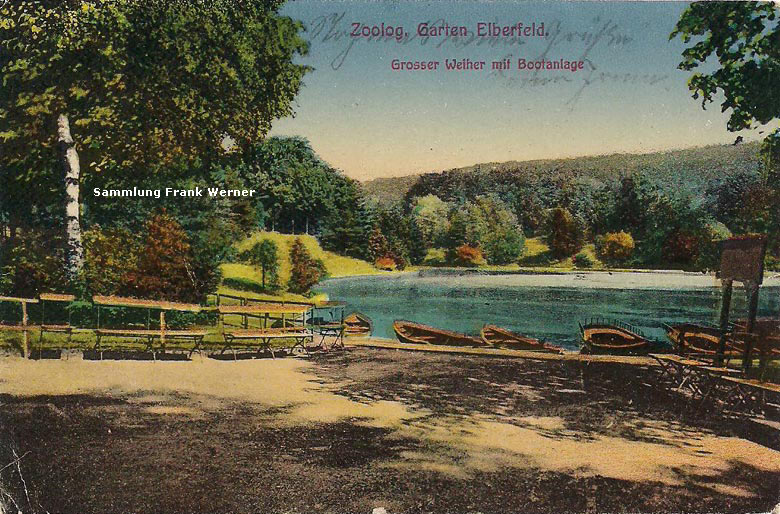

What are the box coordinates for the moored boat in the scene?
[393,320,487,347]
[579,318,667,355]
[731,318,780,357]
[664,323,742,356]
[344,311,372,336]
[480,324,563,353]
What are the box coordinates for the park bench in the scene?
[93,296,206,358]
[94,328,208,357]
[217,303,310,330]
[651,353,742,408]
[713,375,780,417]
[221,327,314,358]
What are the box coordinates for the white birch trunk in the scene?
[58,114,84,278]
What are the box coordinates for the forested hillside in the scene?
[358,141,779,272]
[363,143,762,204]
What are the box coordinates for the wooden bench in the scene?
[651,353,741,401]
[94,329,208,357]
[93,296,205,358]
[0,323,40,332]
[217,303,310,330]
[221,327,314,358]
[713,375,780,416]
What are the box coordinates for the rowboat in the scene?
[731,318,780,357]
[480,324,563,353]
[664,323,741,356]
[393,320,487,347]
[579,318,667,355]
[344,311,372,337]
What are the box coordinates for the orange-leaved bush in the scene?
[596,231,635,262]
[123,212,198,303]
[287,237,327,295]
[454,244,485,266]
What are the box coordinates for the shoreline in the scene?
[321,269,780,291]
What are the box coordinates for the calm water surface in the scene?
[316,272,780,350]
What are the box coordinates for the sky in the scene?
[270,1,770,181]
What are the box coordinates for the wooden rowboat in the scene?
[731,318,780,357]
[393,320,487,347]
[580,318,666,355]
[344,311,372,337]
[480,324,562,353]
[665,323,742,356]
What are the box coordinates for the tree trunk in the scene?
[58,114,84,279]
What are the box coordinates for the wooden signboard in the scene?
[719,236,767,285]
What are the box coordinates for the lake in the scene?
[315,271,780,350]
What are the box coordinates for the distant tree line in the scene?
[388,154,780,270]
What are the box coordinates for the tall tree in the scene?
[0,0,309,278]
[671,2,779,173]
[242,239,280,291]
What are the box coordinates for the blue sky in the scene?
[271,1,769,180]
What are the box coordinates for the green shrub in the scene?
[573,252,594,268]
[83,226,141,295]
[695,222,732,271]
[239,239,280,292]
[0,229,69,297]
[766,254,780,272]
[483,228,525,265]
[422,248,447,266]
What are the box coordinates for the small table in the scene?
[315,322,346,350]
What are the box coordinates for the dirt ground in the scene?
[0,348,779,513]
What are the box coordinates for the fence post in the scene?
[715,279,733,367]
[21,300,29,359]
[160,311,166,355]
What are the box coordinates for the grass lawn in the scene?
[221,231,393,302]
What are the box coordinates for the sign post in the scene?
[716,236,767,371]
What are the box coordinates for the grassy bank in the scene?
[421,237,605,274]
[219,233,684,302]
[220,231,394,302]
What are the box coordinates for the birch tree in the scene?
[0,0,309,279]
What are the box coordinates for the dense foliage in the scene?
[544,208,585,259]
[360,141,778,270]
[671,1,780,258]
[0,0,311,299]
[671,2,779,144]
